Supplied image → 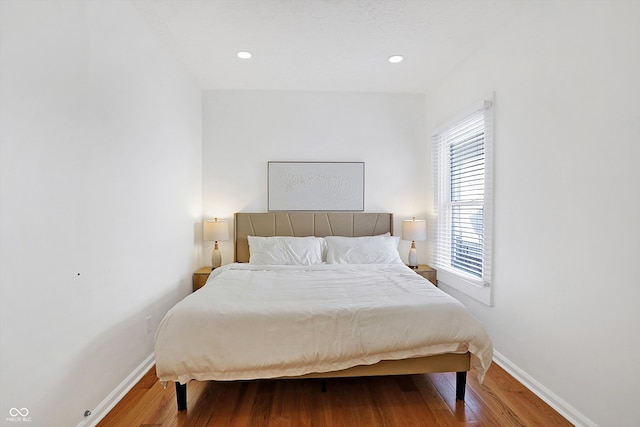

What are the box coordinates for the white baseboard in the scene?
[492,350,597,427]
[76,352,155,427]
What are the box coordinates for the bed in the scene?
[154,212,493,410]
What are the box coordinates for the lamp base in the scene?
[408,243,418,269]
[211,242,222,268]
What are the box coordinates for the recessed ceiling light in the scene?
[237,51,252,59]
[388,55,404,63]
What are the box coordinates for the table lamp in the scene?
[402,217,427,269]
[203,218,229,268]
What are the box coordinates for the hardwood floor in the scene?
[97,364,572,426]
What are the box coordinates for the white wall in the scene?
[201,90,429,265]
[0,1,202,426]
[426,2,640,426]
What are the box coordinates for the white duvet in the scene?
[154,263,493,384]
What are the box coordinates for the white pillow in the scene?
[325,235,402,264]
[248,236,325,265]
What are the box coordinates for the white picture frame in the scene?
[268,161,365,211]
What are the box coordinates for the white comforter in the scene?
[154,263,492,384]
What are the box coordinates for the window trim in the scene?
[431,96,494,306]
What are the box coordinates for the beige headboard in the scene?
[234,212,393,263]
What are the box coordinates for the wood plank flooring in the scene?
[98,364,572,426]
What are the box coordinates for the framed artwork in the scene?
[268,161,365,211]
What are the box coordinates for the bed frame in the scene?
[175,212,470,410]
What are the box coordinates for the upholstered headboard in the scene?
[234,212,393,263]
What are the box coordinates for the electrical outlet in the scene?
[145,316,152,334]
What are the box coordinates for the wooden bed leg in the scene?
[176,382,187,410]
[321,379,327,393]
[455,371,467,401]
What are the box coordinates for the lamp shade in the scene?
[402,218,427,241]
[203,219,229,242]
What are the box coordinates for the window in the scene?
[432,99,493,305]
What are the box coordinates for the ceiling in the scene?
[130,0,533,93]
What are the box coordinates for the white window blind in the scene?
[432,100,493,302]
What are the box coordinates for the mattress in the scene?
[154,263,493,384]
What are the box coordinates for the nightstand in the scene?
[412,264,437,286]
[193,267,213,292]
